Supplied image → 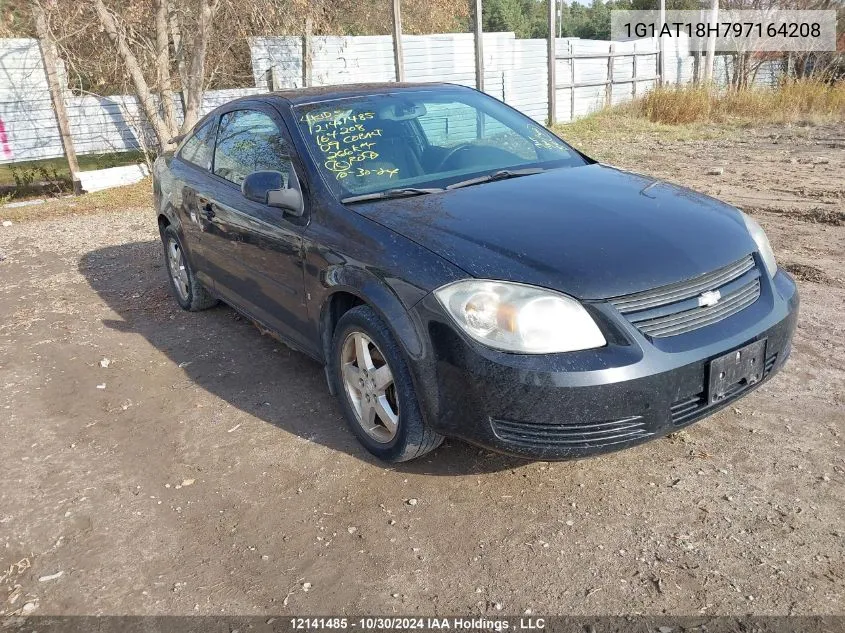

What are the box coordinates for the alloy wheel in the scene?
[340,331,399,443]
[167,238,190,302]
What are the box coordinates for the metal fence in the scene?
[0,28,749,167]
[249,32,667,126]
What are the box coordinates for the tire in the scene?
[331,305,443,462]
[160,225,218,311]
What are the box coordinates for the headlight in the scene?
[434,280,606,353]
[741,212,777,277]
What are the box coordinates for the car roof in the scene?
[189,82,474,133]
[268,82,471,105]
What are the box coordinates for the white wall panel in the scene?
[0,33,782,165]
[0,39,61,163]
[0,38,264,164]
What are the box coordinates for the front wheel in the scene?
[161,225,218,311]
[331,306,443,462]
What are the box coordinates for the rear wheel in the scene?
[161,225,217,311]
[332,306,443,462]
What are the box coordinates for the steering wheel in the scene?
[434,143,476,171]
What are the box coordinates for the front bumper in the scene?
[412,269,798,460]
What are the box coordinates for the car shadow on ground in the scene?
[79,240,529,475]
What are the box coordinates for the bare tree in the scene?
[19,0,470,154]
[154,0,178,136]
[180,0,221,131]
[720,0,845,86]
[91,0,222,150]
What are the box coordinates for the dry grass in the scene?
[554,109,732,163]
[636,79,845,125]
[0,151,147,187]
[554,80,844,158]
[0,178,153,224]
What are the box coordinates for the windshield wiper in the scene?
[340,168,546,202]
[446,167,546,191]
[341,187,444,204]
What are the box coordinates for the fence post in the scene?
[606,43,615,107]
[473,0,484,92]
[32,5,81,194]
[391,0,405,82]
[658,0,666,85]
[632,49,638,98]
[267,66,282,91]
[547,0,556,125]
[570,46,576,122]
[692,49,701,84]
[303,16,313,87]
[703,0,718,83]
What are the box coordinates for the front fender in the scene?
[303,206,467,415]
[313,265,448,423]
[317,265,428,363]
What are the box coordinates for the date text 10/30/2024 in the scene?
[289,617,547,631]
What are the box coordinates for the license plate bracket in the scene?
[708,339,767,404]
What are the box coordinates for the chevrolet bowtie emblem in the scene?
[698,289,721,307]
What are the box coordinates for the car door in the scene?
[201,105,314,353]
[170,116,219,288]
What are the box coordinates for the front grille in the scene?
[609,255,761,338]
[670,393,708,426]
[763,352,778,376]
[490,416,652,449]
[670,352,779,426]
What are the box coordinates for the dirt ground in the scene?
[0,122,843,617]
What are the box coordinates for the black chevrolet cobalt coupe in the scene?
[153,82,798,462]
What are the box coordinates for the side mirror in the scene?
[241,170,304,217]
[267,188,304,216]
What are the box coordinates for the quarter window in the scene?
[213,110,293,186]
[178,119,217,170]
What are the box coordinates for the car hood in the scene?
[353,164,757,300]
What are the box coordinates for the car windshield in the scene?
[293,88,588,200]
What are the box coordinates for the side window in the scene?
[178,119,217,170]
[213,110,292,187]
